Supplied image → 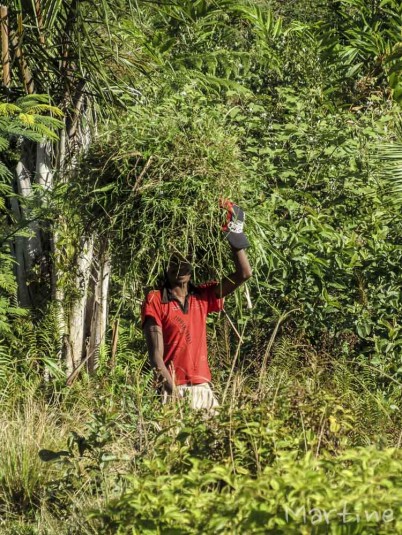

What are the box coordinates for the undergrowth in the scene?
[1,335,402,535]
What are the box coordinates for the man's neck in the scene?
[170,283,188,305]
[170,283,189,301]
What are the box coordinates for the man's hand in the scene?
[220,199,250,250]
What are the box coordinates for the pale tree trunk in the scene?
[36,141,53,189]
[55,100,90,374]
[62,103,113,377]
[66,235,94,376]
[64,105,92,375]
[86,240,111,373]
[35,142,54,381]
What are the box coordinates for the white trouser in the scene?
[162,382,219,412]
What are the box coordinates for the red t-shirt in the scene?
[141,283,224,385]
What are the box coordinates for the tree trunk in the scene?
[61,101,111,377]
[53,129,68,367]
[86,239,111,373]
[36,141,53,189]
[15,142,42,266]
[66,235,94,376]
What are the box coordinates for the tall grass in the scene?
[0,376,94,529]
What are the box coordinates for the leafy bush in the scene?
[93,447,402,534]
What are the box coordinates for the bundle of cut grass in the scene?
[75,91,251,294]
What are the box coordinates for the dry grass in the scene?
[0,378,93,522]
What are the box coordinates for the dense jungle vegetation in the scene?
[3,0,402,533]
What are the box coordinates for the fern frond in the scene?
[0,343,13,381]
[2,124,43,142]
[0,135,9,151]
[15,94,53,107]
[0,103,20,115]
[0,163,12,181]
[21,104,64,117]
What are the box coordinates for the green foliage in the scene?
[5,1,150,107]
[232,87,402,377]
[336,0,402,101]
[11,303,66,380]
[93,446,402,534]
[0,395,69,518]
[0,96,63,141]
[1,330,401,534]
[0,97,63,210]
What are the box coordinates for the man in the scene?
[141,201,252,411]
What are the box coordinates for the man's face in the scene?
[166,258,192,286]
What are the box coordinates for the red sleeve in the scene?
[197,282,224,314]
[141,291,162,328]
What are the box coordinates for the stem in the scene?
[0,5,10,88]
[222,318,248,404]
[10,32,35,94]
[258,308,299,393]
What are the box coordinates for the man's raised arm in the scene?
[215,201,252,298]
[215,246,252,298]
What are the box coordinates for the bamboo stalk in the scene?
[35,0,45,45]
[222,309,242,340]
[0,5,10,87]
[11,33,35,94]
[66,346,98,387]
